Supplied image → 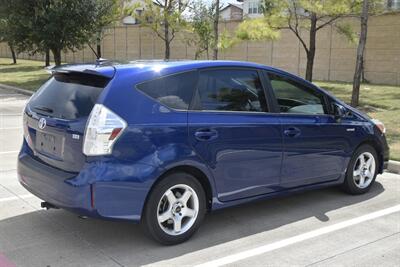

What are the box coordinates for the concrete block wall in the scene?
[0,13,399,85]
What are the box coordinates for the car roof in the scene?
[124,60,299,75]
[54,60,283,77]
[112,60,270,70]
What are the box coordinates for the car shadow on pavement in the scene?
[0,182,385,266]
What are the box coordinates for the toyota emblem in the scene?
[38,118,46,130]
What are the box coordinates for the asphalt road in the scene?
[0,87,399,267]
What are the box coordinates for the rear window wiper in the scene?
[33,105,54,114]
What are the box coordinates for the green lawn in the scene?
[0,58,50,91]
[0,58,399,160]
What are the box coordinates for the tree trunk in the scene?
[96,43,102,59]
[165,40,170,60]
[305,50,315,82]
[9,43,17,64]
[352,0,369,107]
[164,19,170,59]
[213,0,220,60]
[96,32,102,59]
[45,49,50,67]
[361,58,367,83]
[52,48,62,66]
[305,13,317,82]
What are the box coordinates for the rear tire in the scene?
[342,144,378,195]
[142,172,206,245]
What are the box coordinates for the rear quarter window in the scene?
[135,71,197,110]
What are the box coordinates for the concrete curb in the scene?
[388,160,400,174]
[0,83,34,96]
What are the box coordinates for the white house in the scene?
[387,0,400,10]
[220,2,243,21]
[240,0,263,19]
[240,0,400,19]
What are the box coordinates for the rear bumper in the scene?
[17,149,158,222]
[18,152,97,217]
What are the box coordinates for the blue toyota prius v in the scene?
[18,60,389,244]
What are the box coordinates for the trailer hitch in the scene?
[41,201,59,210]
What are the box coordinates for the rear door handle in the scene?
[194,128,218,141]
[284,127,301,138]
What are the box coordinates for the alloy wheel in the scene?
[157,184,199,236]
[353,152,376,189]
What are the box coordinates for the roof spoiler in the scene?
[45,60,116,79]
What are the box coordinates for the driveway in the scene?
[0,87,399,267]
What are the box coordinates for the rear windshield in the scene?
[29,72,109,119]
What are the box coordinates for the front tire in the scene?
[142,172,206,245]
[342,144,378,195]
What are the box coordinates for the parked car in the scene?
[18,60,389,245]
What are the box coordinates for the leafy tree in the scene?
[212,0,220,59]
[187,1,214,59]
[187,0,223,60]
[89,0,120,59]
[0,1,18,64]
[351,0,369,107]
[351,0,384,107]
[235,0,360,82]
[2,0,119,66]
[0,19,17,64]
[126,0,190,59]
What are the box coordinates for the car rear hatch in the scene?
[24,70,112,173]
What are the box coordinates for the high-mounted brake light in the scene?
[83,104,127,156]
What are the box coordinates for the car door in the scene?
[265,71,349,188]
[188,68,283,202]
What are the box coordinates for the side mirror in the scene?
[333,103,347,121]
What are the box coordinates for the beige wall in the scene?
[1,13,399,85]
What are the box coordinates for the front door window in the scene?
[268,73,326,115]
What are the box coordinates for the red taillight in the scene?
[109,128,122,141]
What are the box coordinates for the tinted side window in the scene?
[197,69,268,112]
[268,73,326,114]
[136,71,197,110]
